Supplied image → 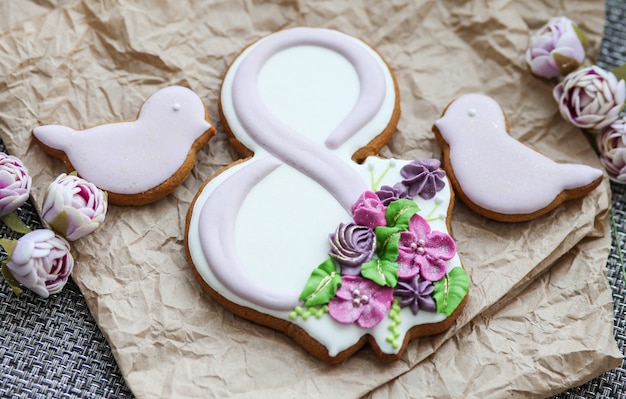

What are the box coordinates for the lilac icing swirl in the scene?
[375,182,409,206]
[400,158,446,200]
[328,222,376,276]
[394,274,436,315]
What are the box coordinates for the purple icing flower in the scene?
[0,153,31,217]
[41,173,107,241]
[351,191,387,229]
[394,274,437,315]
[525,16,587,79]
[6,229,74,298]
[328,223,376,276]
[553,65,626,131]
[400,159,446,200]
[328,275,394,328]
[375,182,409,206]
[597,118,626,183]
[397,213,455,281]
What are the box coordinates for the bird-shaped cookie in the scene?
[432,93,603,222]
[32,86,216,206]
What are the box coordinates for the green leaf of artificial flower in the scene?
[299,257,342,307]
[0,237,17,258]
[361,258,398,287]
[48,211,69,238]
[432,267,470,317]
[552,52,579,75]
[612,64,626,84]
[0,212,31,234]
[385,199,419,229]
[572,22,589,50]
[1,262,22,295]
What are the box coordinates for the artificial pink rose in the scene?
[553,65,626,131]
[0,152,31,217]
[525,16,587,79]
[41,173,107,241]
[397,213,455,281]
[328,275,394,329]
[6,229,74,298]
[597,118,626,183]
[351,191,387,229]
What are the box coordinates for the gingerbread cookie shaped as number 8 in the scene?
[186,27,469,364]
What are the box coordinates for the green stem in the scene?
[372,161,394,192]
[425,201,441,221]
[369,164,376,191]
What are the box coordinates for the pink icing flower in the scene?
[6,229,74,298]
[328,275,394,328]
[397,214,455,281]
[41,173,107,241]
[597,118,626,183]
[0,153,31,217]
[351,191,387,229]
[525,16,587,79]
[553,65,626,131]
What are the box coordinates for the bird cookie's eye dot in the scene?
[173,103,181,111]
[467,108,477,117]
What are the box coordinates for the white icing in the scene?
[235,164,348,284]
[258,45,360,142]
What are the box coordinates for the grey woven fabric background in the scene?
[1,1,626,398]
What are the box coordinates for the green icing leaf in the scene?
[385,199,419,229]
[432,267,470,317]
[299,257,342,307]
[361,258,398,287]
[374,226,400,261]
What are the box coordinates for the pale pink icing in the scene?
[197,28,389,311]
[32,86,211,195]
[434,93,603,215]
[197,156,299,309]
[231,27,385,210]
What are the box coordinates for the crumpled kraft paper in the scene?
[0,0,621,398]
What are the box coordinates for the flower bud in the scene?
[6,229,74,298]
[553,66,626,131]
[597,119,626,183]
[0,153,31,217]
[525,16,588,79]
[41,173,107,241]
[351,191,387,229]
